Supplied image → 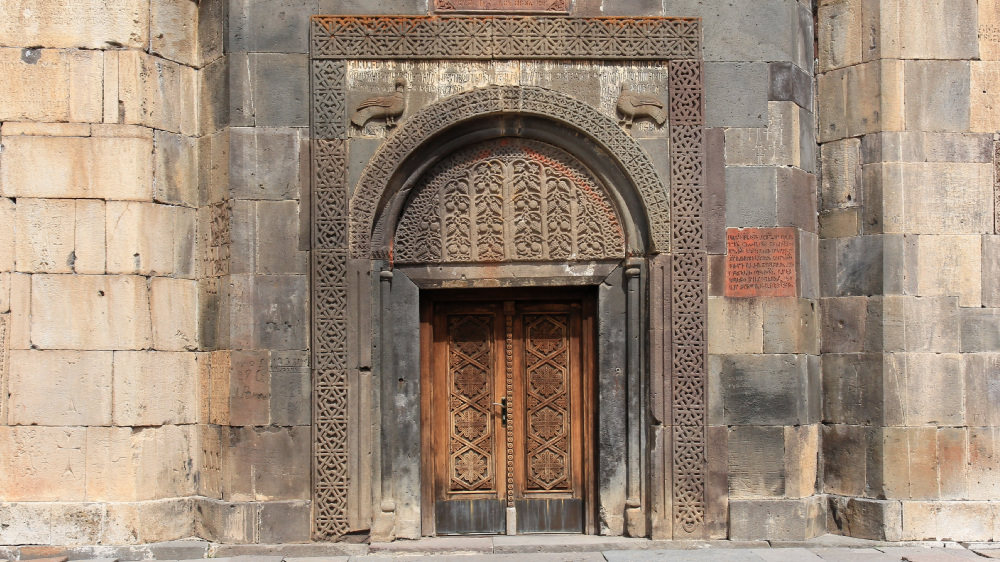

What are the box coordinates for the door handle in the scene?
[492,398,508,427]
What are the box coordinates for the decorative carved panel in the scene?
[446,315,498,492]
[395,139,625,264]
[312,16,700,61]
[523,314,572,492]
[435,0,569,12]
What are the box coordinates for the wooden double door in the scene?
[421,291,596,535]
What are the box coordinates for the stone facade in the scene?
[0,0,995,547]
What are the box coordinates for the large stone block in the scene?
[222,426,311,501]
[0,427,86,501]
[968,427,1000,500]
[209,350,231,425]
[269,350,311,426]
[30,275,152,350]
[86,425,197,502]
[820,296,869,353]
[229,350,270,426]
[762,298,819,355]
[729,497,826,540]
[248,54,309,127]
[104,499,195,545]
[194,498,256,544]
[0,0,148,49]
[725,102,803,168]
[253,275,308,350]
[961,309,1000,353]
[0,49,102,122]
[819,208,860,239]
[725,167,777,228]
[154,130,199,207]
[717,354,814,425]
[0,199,13,272]
[199,56,229,136]
[107,202,196,276]
[904,60,970,133]
[229,127,305,201]
[878,0,978,60]
[150,278,198,351]
[113,351,199,426]
[14,198,75,274]
[150,0,199,67]
[827,497,903,541]
[784,425,818,498]
[707,297,763,355]
[8,350,112,426]
[883,352,964,426]
[776,168,817,232]
[704,62,768,128]
[881,296,960,353]
[985,236,1000,308]
[863,131,994,164]
[117,51,198,135]
[819,235,884,297]
[0,129,153,200]
[822,353,883,425]
[258,501,311,543]
[964,354,1000,427]
[906,235,982,308]
[819,60,904,142]
[728,425,784,498]
[883,427,940,500]
[256,201,309,275]
[823,424,877,497]
[817,0,862,72]
[900,501,996,541]
[820,138,861,211]
[0,502,52,545]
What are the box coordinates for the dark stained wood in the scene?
[421,288,596,535]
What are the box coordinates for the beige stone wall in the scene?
[0,0,223,545]
[818,0,1000,542]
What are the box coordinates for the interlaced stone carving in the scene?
[394,139,624,264]
[524,314,572,491]
[311,16,700,61]
[668,59,707,537]
[353,86,670,258]
[312,60,346,140]
[447,315,497,492]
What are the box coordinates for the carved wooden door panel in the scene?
[426,296,592,535]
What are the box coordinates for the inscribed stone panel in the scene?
[434,0,568,12]
[725,228,797,298]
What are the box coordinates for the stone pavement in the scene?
[2,535,999,562]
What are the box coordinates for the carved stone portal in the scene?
[394,138,625,264]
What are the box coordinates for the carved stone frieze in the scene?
[351,85,670,258]
[394,138,625,264]
[434,0,569,13]
[311,16,700,61]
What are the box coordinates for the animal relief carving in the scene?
[616,83,667,129]
[351,78,406,129]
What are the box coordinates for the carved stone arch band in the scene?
[349,85,672,259]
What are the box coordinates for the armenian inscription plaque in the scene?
[434,0,569,12]
[725,227,797,297]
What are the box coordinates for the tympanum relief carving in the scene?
[393,138,625,264]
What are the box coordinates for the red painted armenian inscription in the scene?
[434,0,569,12]
[725,228,797,297]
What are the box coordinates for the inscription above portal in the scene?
[725,228,797,298]
[434,0,569,12]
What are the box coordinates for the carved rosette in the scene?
[394,139,625,264]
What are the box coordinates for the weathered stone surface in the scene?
[777,168,818,232]
[784,425,818,498]
[229,350,270,427]
[878,0,978,60]
[819,60,905,142]
[904,61,970,133]
[862,132,994,164]
[820,138,861,210]
[769,62,812,111]
[259,501,311,543]
[14,198,75,273]
[881,296,960,353]
[30,275,152,350]
[960,309,1000,353]
[822,353,883,425]
[725,102,803,167]
[8,350,112,426]
[9,274,29,350]
[883,353,964,426]
[726,167,777,228]
[222,426,311,501]
[113,352,199,425]
[269,351,311,426]
[704,62,768,128]
[0,49,102,122]
[873,162,995,235]
[86,425,197,501]
[256,201,309,275]
[717,354,814,425]
[0,502,53,545]
[0,275,9,314]
[107,202,195,276]
[906,235,982,307]
[209,351,231,425]
[0,427,86,501]
[901,501,996,541]
[707,297,763,354]
[820,236,884,297]
[229,128,305,201]
[104,499,195,544]
[823,424,876,497]
[967,427,1000,500]
[0,0,148,49]
[762,298,818,355]
[0,130,153,200]
[883,427,941,500]
[984,237,1000,308]
[729,497,826,541]
[150,278,198,351]
[827,496,903,541]
[154,130,199,207]
[151,0,199,67]
[194,498,256,544]
[817,0,862,72]
[964,354,1000,427]
[253,275,308,350]
[821,296,867,353]
[248,53,309,127]
[819,209,860,239]
[117,51,198,135]
[728,426,784,498]
[0,199,13,273]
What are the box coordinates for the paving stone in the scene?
[752,548,824,561]
[807,548,897,561]
[147,540,210,560]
